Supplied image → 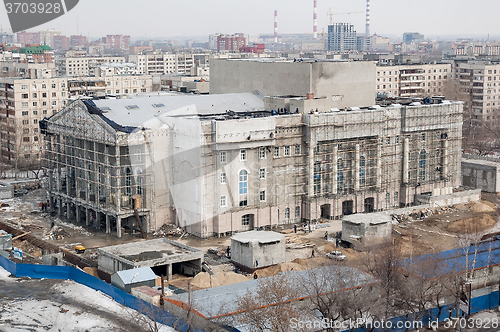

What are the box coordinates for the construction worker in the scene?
[294,224,297,233]
[324,231,328,240]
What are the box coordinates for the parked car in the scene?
[326,251,346,261]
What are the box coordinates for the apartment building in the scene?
[375,63,452,97]
[65,57,126,77]
[128,53,196,75]
[453,60,500,126]
[0,77,68,166]
[68,74,152,97]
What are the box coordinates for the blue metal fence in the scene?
[0,255,198,332]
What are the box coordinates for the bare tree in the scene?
[234,273,309,332]
[300,264,378,332]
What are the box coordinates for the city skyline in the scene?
[0,0,498,40]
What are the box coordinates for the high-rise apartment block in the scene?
[216,34,246,52]
[0,77,68,166]
[327,23,357,52]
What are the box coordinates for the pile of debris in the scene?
[153,223,185,237]
[45,226,69,240]
[286,235,315,249]
[205,247,231,266]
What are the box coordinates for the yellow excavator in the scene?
[74,245,86,254]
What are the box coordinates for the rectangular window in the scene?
[240,149,246,161]
[259,168,266,179]
[52,92,56,97]
[51,84,56,88]
[395,136,400,144]
[421,133,426,141]
[52,101,57,106]
[33,111,38,115]
[33,119,38,124]
[41,84,46,89]
[220,172,226,184]
[22,111,28,116]
[259,147,266,159]
[22,102,28,107]
[284,146,291,156]
[274,147,280,158]
[32,102,37,107]
[220,151,226,163]
[259,190,266,201]
[295,145,301,155]
[22,94,28,99]
[21,85,27,90]
[220,196,227,207]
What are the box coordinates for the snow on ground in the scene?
[0,266,177,332]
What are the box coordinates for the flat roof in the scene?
[98,238,203,267]
[343,212,392,226]
[166,266,379,319]
[92,92,265,128]
[462,158,500,168]
[231,230,284,244]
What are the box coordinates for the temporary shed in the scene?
[111,266,157,293]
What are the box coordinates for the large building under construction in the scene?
[42,91,463,238]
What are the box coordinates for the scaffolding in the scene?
[42,100,153,238]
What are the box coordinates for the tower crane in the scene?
[326,8,364,25]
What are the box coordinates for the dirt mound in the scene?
[83,267,99,278]
[465,201,497,213]
[191,271,248,289]
[446,214,496,233]
[255,262,305,278]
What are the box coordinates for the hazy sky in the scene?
[0,0,498,40]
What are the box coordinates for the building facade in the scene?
[327,23,357,52]
[376,63,452,97]
[0,77,68,166]
[128,53,197,75]
[453,60,500,126]
[42,94,463,238]
[65,56,126,77]
[210,58,376,109]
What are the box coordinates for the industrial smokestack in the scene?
[274,10,278,43]
[365,0,370,36]
[313,0,318,40]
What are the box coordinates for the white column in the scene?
[331,145,338,195]
[354,143,360,191]
[403,137,410,184]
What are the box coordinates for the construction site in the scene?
[39,87,463,241]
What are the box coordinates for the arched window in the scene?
[419,150,426,181]
[136,169,143,195]
[394,192,399,207]
[125,167,132,195]
[239,170,248,195]
[285,207,290,220]
[360,156,366,187]
[337,159,344,193]
[314,162,321,194]
[385,193,390,208]
[295,206,300,218]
